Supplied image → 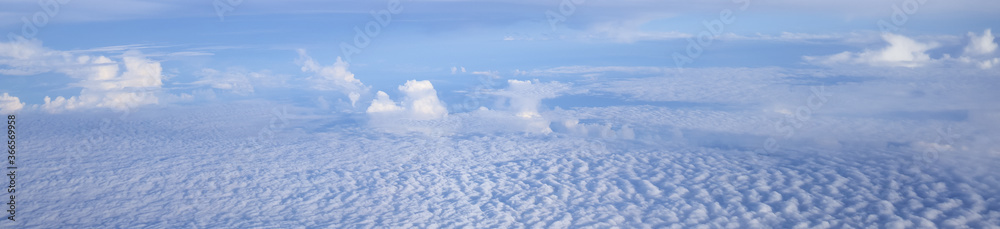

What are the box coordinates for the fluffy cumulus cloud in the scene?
[0,39,166,113]
[41,51,164,113]
[805,29,999,69]
[488,79,570,119]
[964,29,998,56]
[0,93,24,114]
[296,49,368,107]
[471,79,573,134]
[366,91,403,113]
[367,80,448,120]
[958,29,999,69]
[804,33,938,67]
[399,80,449,120]
[363,78,580,135]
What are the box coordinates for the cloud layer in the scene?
[14,100,1000,227]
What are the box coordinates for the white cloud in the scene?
[458,79,572,134]
[549,119,636,140]
[449,66,467,75]
[366,80,448,120]
[165,51,214,57]
[964,29,997,56]
[952,29,1000,69]
[192,68,256,95]
[470,70,501,79]
[366,91,403,113]
[488,79,570,119]
[0,93,24,114]
[364,79,576,135]
[978,58,999,69]
[911,141,954,154]
[525,65,666,77]
[804,33,938,68]
[805,30,1000,69]
[0,40,168,113]
[190,68,285,96]
[41,51,164,113]
[399,80,449,120]
[957,56,1000,70]
[581,18,692,43]
[295,49,369,107]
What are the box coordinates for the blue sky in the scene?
[1,0,999,227]
[1,0,996,108]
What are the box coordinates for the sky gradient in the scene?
[0,0,998,227]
